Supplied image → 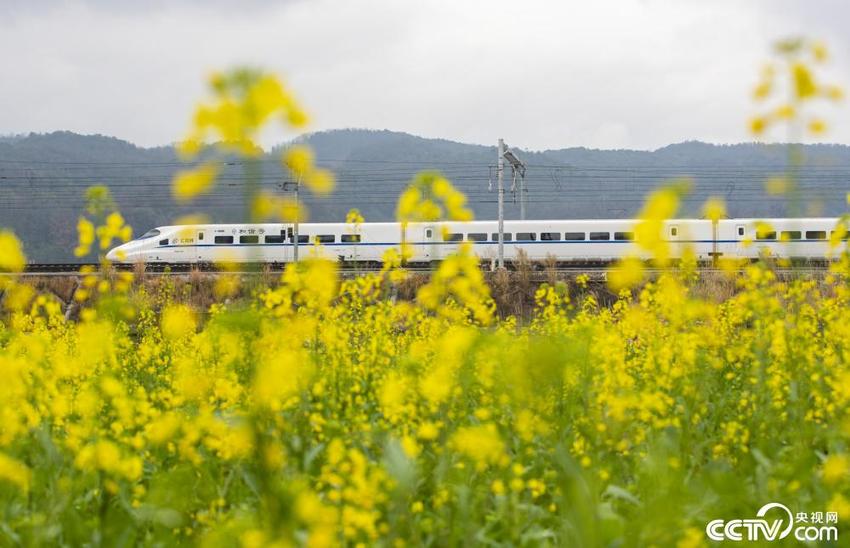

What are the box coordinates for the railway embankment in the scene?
[6,262,830,322]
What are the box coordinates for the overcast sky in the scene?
[0,0,848,151]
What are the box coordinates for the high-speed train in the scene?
[105,218,847,265]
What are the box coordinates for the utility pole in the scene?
[497,138,505,269]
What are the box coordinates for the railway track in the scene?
[10,262,834,278]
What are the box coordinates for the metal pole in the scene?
[503,149,526,221]
[519,173,527,220]
[497,138,505,269]
[293,172,301,262]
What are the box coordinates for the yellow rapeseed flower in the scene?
[282,144,314,175]
[0,452,31,493]
[749,116,767,135]
[792,62,818,100]
[808,118,827,135]
[774,104,795,119]
[702,197,726,222]
[752,82,771,101]
[161,304,197,340]
[822,453,849,485]
[74,217,96,258]
[0,231,26,272]
[346,208,365,226]
[304,168,335,195]
[608,256,644,291]
[764,176,789,195]
[172,163,220,202]
[451,425,505,468]
[812,41,828,62]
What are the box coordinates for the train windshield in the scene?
[137,228,161,240]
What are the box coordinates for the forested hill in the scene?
[3,129,850,262]
[299,129,850,167]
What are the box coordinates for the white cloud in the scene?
[0,0,847,150]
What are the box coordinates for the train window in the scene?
[467,233,487,242]
[589,232,610,241]
[426,229,433,239]
[239,235,259,244]
[738,227,745,236]
[214,236,234,244]
[265,235,285,244]
[198,233,204,241]
[831,231,850,241]
[316,235,335,243]
[756,230,776,240]
[491,233,512,241]
[614,232,634,241]
[296,235,309,243]
[516,232,537,241]
[341,234,362,243]
[443,233,463,242]
[139,228,161,240]
[564,232,585,241]
[158,238,169,246]
[670,227,678,237]
[780,231,801,241]
[540,232,560,241]
[806,231,826,240]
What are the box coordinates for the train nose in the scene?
[106,246,120,262]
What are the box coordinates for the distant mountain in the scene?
[3,129,850,262]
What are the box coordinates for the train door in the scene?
[275,227,291,264]
[196,230,206,263]
[668,224,680,259]
[735,224,747,258]
[422,225,435,261]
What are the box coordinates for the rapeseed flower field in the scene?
[0,39,848,546]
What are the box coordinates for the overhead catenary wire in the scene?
[3,158,850,213]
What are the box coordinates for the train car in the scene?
[721,218,839,259]
[105,218,846,265]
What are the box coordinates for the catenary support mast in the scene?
[496,140,526,268]
[497,139,505,269]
